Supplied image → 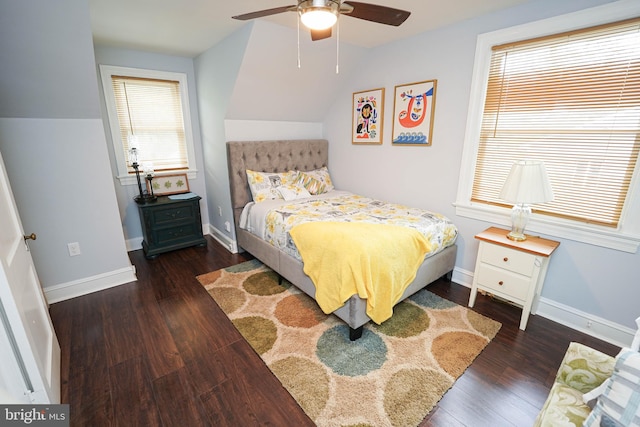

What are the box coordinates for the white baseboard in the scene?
[536,298,634,348]
[44,266,137,304]
[451,266,632,348]
[452,266,474,288]
[125,236,143,252]
[208,225,238,253]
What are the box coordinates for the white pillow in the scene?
[631,316,640,351]
[278,185,311,201]
[583,348,640,427]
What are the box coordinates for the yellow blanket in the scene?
[289,221,433,324]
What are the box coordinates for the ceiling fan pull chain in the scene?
[297,15,301,69]
[336,15,340,74]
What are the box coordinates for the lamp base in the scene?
[134,194,157,205]
[506,231,527,241]
[508,203,531,241]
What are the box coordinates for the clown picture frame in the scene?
[352,88,384,145]
[392,80,437,146]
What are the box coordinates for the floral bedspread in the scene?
[261,193,458,261]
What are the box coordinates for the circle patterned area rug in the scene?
[197,259,501,427]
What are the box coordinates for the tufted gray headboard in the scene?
[226,139,329,229]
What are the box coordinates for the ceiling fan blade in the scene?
[232,5,296,21]
[342,2,410,26]
[311,28,332,41]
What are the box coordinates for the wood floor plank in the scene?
[431,383,515,427]
[447,366,541,423]
[126,272,186,380]
[64,291,114,426]
[200,379,262,427]
[199,340,314,426]
[158,293,243,396]
[49,236,621,427]
[152,368,211,427]
[101,283,145,367]
[110,355,163,427]
[421,406,467,426]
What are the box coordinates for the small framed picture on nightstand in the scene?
[148,173,189,196]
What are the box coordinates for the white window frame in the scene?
[455,0,640,253]
[99,65,198,185]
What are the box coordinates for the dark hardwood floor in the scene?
[49,236,619,426]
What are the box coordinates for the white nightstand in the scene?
[468,227,560,330]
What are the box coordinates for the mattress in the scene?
[239,190,458,261]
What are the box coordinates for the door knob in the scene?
[23,233,37,241]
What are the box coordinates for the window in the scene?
[456,2,640,252]
[100,66,197,184]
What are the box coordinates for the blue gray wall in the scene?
[0,0,133,289]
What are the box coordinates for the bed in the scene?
[227,139,458,340]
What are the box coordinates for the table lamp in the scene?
[499,160,554,241]
[128,143,156,204]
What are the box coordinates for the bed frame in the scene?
[227,139,457,340]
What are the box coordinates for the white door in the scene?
[0,149,60,404]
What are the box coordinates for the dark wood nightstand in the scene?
[137,194,207,259]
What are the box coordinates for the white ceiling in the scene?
[89,0,530,57]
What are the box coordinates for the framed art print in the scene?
[352,88,384,145]
[148,173,190,196]
[391,80,437,146]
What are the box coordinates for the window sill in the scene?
[117,169,198,186]
[454,202,639,254]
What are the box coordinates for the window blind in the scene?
[472,17,640,227]
[111,76,189,172]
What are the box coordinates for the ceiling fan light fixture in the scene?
[299,0,339,30]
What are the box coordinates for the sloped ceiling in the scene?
[89,0,531,57]
[226,20,367,122]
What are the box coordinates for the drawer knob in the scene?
[503,257,509,262]
[498,281,504,286]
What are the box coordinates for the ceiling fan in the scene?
[232,0,411,41]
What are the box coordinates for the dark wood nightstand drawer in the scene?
[154,223,202,245]
[151,204,197,225]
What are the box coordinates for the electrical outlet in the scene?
[587,320,593,329]
[218,206,222,216]
[224,221,231,232]
[67,242,81,257]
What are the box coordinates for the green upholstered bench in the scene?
[534,342,616,426]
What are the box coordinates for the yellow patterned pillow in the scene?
[246,170,295,203]
[294,167,334,195]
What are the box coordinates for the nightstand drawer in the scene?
[155,223,201,245]
[480,243,535,277]
[151,204,197,225]
[475,263,530,302]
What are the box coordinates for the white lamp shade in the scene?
[500,160,554,204]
